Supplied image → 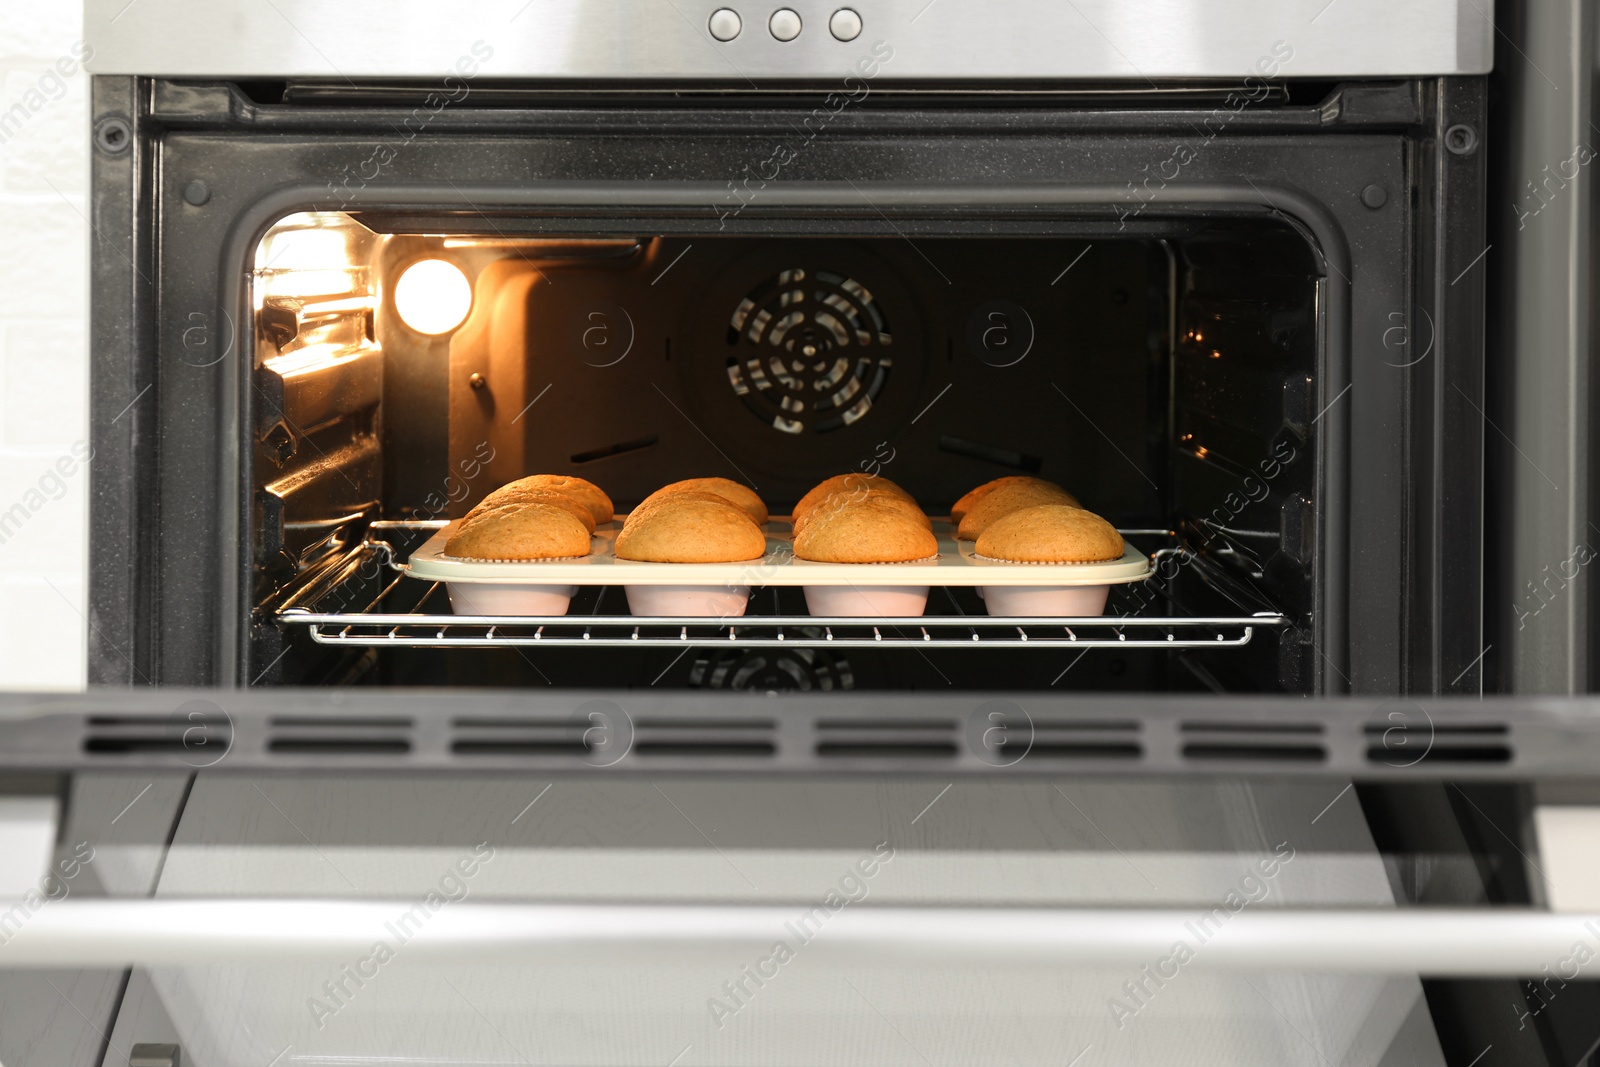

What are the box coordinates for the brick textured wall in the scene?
[0,7,89,689]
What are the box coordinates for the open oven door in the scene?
[0,688,1597,1067]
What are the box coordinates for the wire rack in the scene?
[271,521,1290,651]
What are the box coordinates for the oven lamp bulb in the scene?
[394,259,473,335]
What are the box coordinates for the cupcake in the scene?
[624,490,742,528]
[635,477,768,525]
[464,487,596,532]
[792,488,932,537]
[793,497,938,564]
[614,496,767,563]
[974,504,1124,563]
[475,474,614,524]
[951,476,1077,523]
[793,473,916,521]
[956,480,1080,540]
[445,502,593,560]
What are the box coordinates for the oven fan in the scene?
[688,633,854,692]
[725,268,892,434]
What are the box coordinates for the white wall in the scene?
[0,7,90,690]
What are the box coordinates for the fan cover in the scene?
[689,636,854,692]
[725,268,892,434]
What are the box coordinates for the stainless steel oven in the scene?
[4,1,1600,1065]
[88,13,1494,697]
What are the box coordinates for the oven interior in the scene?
[251,210,1323,694]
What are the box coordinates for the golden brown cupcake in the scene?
[975,504,1124,563]
[636,477,768,525]
[614,496,767,563]
[791,488,932,537]
[476,475,613,524]
[444,502,593,560]
[464,487,596,533]
[793,473,915,520]
[951,476,1076,523]
[622,490,738,528]
[793,498,939,563]
[956,480,1081,540]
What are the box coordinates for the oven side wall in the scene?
[1489,0,1600,695]
[87,75,160,686]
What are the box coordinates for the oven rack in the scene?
[272,522,1291,651]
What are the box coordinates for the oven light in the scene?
[259,227,347,271]
[394,259,473,335]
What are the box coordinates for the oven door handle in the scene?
[1,901,1592,975]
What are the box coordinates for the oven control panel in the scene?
[707,7,864,43]
[83,0,1491,79]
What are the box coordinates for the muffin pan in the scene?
[406,517,1151,617]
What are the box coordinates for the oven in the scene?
[93,27,1484,698]
[3,1,1599,1065]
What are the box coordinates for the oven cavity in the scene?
[254,215,1321,694]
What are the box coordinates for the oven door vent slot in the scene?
[267,716,413,756]
[1019,718,1144,761]
[816,741,960,759]
[82,715,235,756]
[1020,742,1144,760]
[451,739,595,755]
[268,737,411,755]
[635,716,778,758]
[815,719,956,732]
[452,718,591,758]
[815,719,958,760]
[1182,743,1327,763]
[634,740,777,757]
[1182,721,1323,734]
[1363,723,1511,765]
[452,739,590,756]
[1180,721,1327,764]
[450,717,779,760]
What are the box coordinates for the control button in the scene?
[829,8,862,41]
[769,8,802,41]
[709,8,742,40]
